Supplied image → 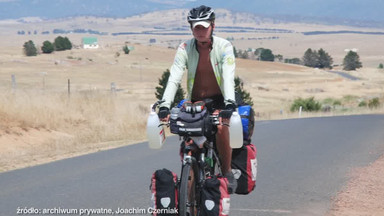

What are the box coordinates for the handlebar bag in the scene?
[170,106,212,137]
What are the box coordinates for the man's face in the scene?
[192,24,213,42]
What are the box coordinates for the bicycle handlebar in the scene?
[151,100,164,112]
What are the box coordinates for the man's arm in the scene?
[221,41,236,106]
[160,43,188,109]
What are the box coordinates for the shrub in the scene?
[285,58,301,65]
[290,97,321,112]
[358,101,367,107]
[333,100,342,106]
[342,95,359,103]
[123,45,130,54]
[368,98,380,109]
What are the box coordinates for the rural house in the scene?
[82,37,99,49]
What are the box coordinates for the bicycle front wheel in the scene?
[179,163,197,216]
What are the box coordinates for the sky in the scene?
[0,0,383,23]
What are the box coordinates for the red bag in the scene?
[231,143,257,195]
[200,175,230,216]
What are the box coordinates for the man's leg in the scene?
[214,110,237,194]
[216,124,232,174]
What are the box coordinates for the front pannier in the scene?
[200,176,230,216]
[150,169,178,215]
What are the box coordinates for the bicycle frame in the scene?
[179,134,222,216]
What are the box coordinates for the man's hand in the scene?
[158,107,170,122]
[219,104,236,119]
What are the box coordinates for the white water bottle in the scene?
[229,111,243,149]
[146,109,166,149]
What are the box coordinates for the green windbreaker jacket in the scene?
[161,36,236,108]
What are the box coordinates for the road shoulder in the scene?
[327,153,384,215]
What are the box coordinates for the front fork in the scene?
[183,145,208,190]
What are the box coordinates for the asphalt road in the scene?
[327,70,361,80]
[1,114,384,216]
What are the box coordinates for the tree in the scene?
[41,40,54,54]
[233,46,238,58]
[23,40,37,56]
[302,48,318,67]
[343,51,362,71]
[378,63,383,69]
[285,58,301,65]
[155,69,185,108]
[254,48,264,56]
[317,48,333,68]
[54,36,72,51]
[235,76,253,106]
[240,50,249,59]
[63,37,72,50]
[302,48,333,69]
[275,54,283,62]
[259,49,274,61]
[54,36,65,51]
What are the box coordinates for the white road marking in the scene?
[231,208,292,214]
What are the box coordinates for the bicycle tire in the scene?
[179,163,197,216]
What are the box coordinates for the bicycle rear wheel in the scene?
[179,163,197,216]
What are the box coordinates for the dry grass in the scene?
[0,90,148,141]
[0,89,149,171]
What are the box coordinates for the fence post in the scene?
[299,106,302,117]
[68,79,71,97]
[41,72,47,91]
[11,74,16,92]
[111,82,116,95]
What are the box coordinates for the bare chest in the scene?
[192,48,221,100]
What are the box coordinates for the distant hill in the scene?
[0,0,384,28]
[6,9,384,39]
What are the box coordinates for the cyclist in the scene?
[158,5,237,194]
